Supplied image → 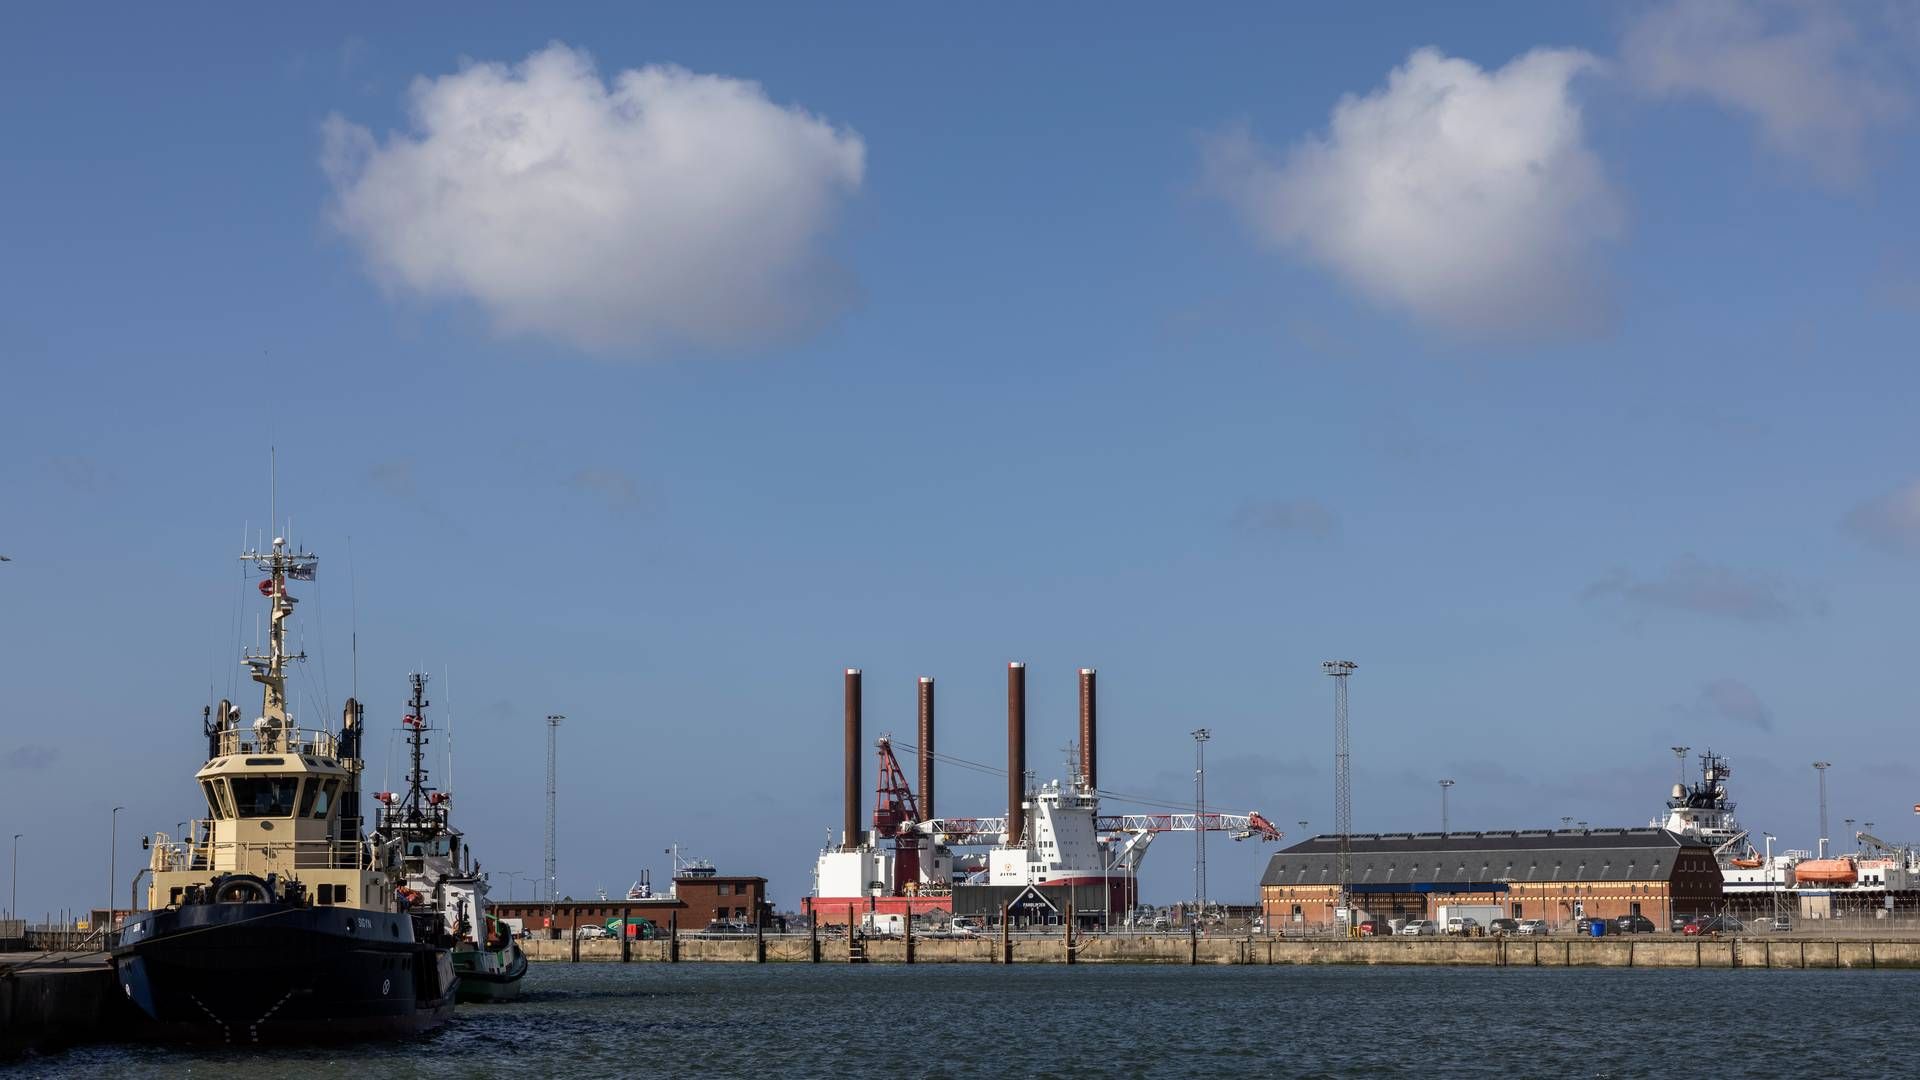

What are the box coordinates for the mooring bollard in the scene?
[1001,901,1012,965]
[905,909,915,965]
[810,908,820,963]
[621,904,632,963]
[756,915,766,963]
[669,913,679,963]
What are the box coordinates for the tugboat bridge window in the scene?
[232,776,301,817]
[299,778,338,818]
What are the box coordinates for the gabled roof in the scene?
[1260,828,1716,887]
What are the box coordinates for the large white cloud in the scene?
[1205,47,1621,340]
[323,43,866,353]
[1622,0,1908,189]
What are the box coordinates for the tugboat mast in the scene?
[398,673,441,831]
[240,533,316,751]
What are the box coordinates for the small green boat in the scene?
[454,927,528,1003]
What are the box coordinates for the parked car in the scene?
[1612,914,1657,934]
[1356,919,1385,937]
[701,920,754,935]
[1766,915,1793,932]
[574,924,611,940]
[1515,919,1550,936]
[1152,916,1171,932]
[1399,919,1440,936]
[1683,915,1744,936]
[949,916,983,937]
[1487,918,1519,937]
[1574,917,1601,935]
[1443,917,1481,937]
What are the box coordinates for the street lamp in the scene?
[1561,816,1572,831]
[1191,728,1211,923]
[109,806,125,934]
[1671,746,1690,788]
[498,870,527,902]
[1813,762,1832,858]
[10,833,20,921]
[1439,779,1455,834]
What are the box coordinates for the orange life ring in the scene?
[258,578,276,596]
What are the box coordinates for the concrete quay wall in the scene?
[519,934,1920,969]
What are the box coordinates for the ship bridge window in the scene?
[232,776,300,818]
[301,778,338,819]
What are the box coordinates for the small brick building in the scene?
[493,872,771,936]
[1261,829,1723,930]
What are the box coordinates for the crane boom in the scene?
[922,811,1283,846]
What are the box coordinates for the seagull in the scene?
[0,554,10,561]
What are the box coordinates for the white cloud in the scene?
[1844,480,1920,557]
[1584,555,1820,624]
[323,43,866,353]
[1205,47,1621,341]
[1622,0,1909,188]
[1232,498,1338,539]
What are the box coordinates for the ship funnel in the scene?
[1078,668,1097,791]
[917,677,935,822]
[1007,662,1026,846]
[844,669,863,849]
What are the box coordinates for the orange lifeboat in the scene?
[1729,856,1764,869]
[1792,858,1857,885]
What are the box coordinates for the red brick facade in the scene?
[492,874,770,935]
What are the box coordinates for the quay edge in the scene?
[516,934,1920,968]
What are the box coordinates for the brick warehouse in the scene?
[1261,829,1723,930]
[492,872,771,936]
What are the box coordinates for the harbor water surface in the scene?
[31,962,1919,1078]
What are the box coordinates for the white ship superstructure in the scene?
[1653,751,1799,895]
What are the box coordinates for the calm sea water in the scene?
[26,962,1919,1078]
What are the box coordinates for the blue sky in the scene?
[4,3,1919,915]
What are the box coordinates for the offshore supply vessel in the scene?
[112,531,456,1042]
[373,672,527,1001]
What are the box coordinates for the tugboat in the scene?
[112,532,457,1042]
[373,672,527,1002]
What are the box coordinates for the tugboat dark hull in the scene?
[112,903,455,1044]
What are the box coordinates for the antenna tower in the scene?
[1323,660,1357,930]
[546,714,566,904]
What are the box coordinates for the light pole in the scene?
[1671,746,1690,789]
[1845,818,1856,852]
[1191,728,1210,925]
[498,871,526,902]
[10,833,20,921]
[1813,762,1832,858]
[1439,779,1455,834]
[1561,816,1572,831]
[109,806,124,933]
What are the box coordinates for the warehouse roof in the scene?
[1260,828,1717,887]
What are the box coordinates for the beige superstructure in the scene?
[145,535,396,913]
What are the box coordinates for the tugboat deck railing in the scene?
[151,830,374,875]
[213,727,342,759]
